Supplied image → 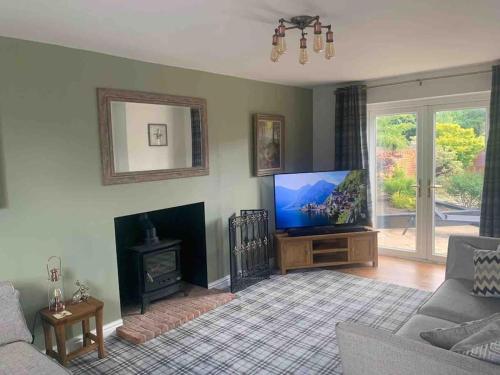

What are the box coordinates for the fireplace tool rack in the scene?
[228,209,271,293]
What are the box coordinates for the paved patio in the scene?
[378,224,479,256]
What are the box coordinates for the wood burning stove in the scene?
[125,214,185,313]
[128,239,183,313]
[115,206,208,314]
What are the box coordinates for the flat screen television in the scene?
[273,170,369,230]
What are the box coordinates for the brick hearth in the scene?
[116,286,235,344]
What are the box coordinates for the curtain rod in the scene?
[367,69,492,89]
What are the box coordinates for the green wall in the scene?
[0,37,312,343]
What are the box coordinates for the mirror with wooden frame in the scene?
[97,88,208,185]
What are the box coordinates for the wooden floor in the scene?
[333,255,445,292]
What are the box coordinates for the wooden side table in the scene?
[40,297,105,366]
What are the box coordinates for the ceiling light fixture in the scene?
[270,15,335,65]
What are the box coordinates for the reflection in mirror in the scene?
[111,102,203,172]
[98,88,208,185]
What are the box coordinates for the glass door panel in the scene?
[375,113,418,253]
[431,108,487,257]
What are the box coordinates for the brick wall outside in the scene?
[376,147,417,178]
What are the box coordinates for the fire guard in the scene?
[228,209,271,293]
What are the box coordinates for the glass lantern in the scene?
[47,256,65,312]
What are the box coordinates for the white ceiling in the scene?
[0,0,499,87]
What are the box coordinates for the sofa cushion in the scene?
[451,319,500,365]
[420,313,500,349]
[472,248,500,297]
[445,236,500,281]
[418,278,500,323]
[337,321,500,375]
[396,314,458,344]
[0,341,70,375]
[0,283,32,346]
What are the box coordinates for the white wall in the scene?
[313,86,336,171]
[111,102,193,172]
[110,102,129,172]
[312,62,494,170]
[126,102,175,171]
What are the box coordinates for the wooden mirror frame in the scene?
[97,88,209,185]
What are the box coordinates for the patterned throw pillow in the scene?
[472,248,500,297]
[451,320,500,365]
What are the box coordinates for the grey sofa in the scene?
[337,235,500,375]
[0,281,70,375]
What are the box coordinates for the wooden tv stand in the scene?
[275,228,378,275]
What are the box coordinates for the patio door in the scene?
[371,107,426,259]
[429,104,488,260]
[369,94,489,262]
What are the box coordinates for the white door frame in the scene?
[368,91,490,262]
[368,105,426,260]
[426,99,490,262]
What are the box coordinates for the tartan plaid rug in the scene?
[70,270,431,374]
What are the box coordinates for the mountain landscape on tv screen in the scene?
[275,180,336,209]
[275,170,367,228]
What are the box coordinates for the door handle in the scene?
[427,179,442,197]
[411,179,422,198]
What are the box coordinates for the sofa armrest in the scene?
[446,235,500,281]
[0,341,71,375]
[0,281,33,346]
[336,322,499,375]
[0,281,15,296]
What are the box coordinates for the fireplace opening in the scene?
[114,202,208,314]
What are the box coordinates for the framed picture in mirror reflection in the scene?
[148,123,168,146]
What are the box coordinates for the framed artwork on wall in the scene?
[253,114,285,176]
[148,123,168,146]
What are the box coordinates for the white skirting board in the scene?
[208,275,230,290]
[44,318,123,354]
[67,318,123,352]
[208,257,275,291]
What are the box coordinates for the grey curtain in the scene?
[190,108,202,167]
[334,85,372,226]
[334,85,369,170]
[480,65,500,237]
